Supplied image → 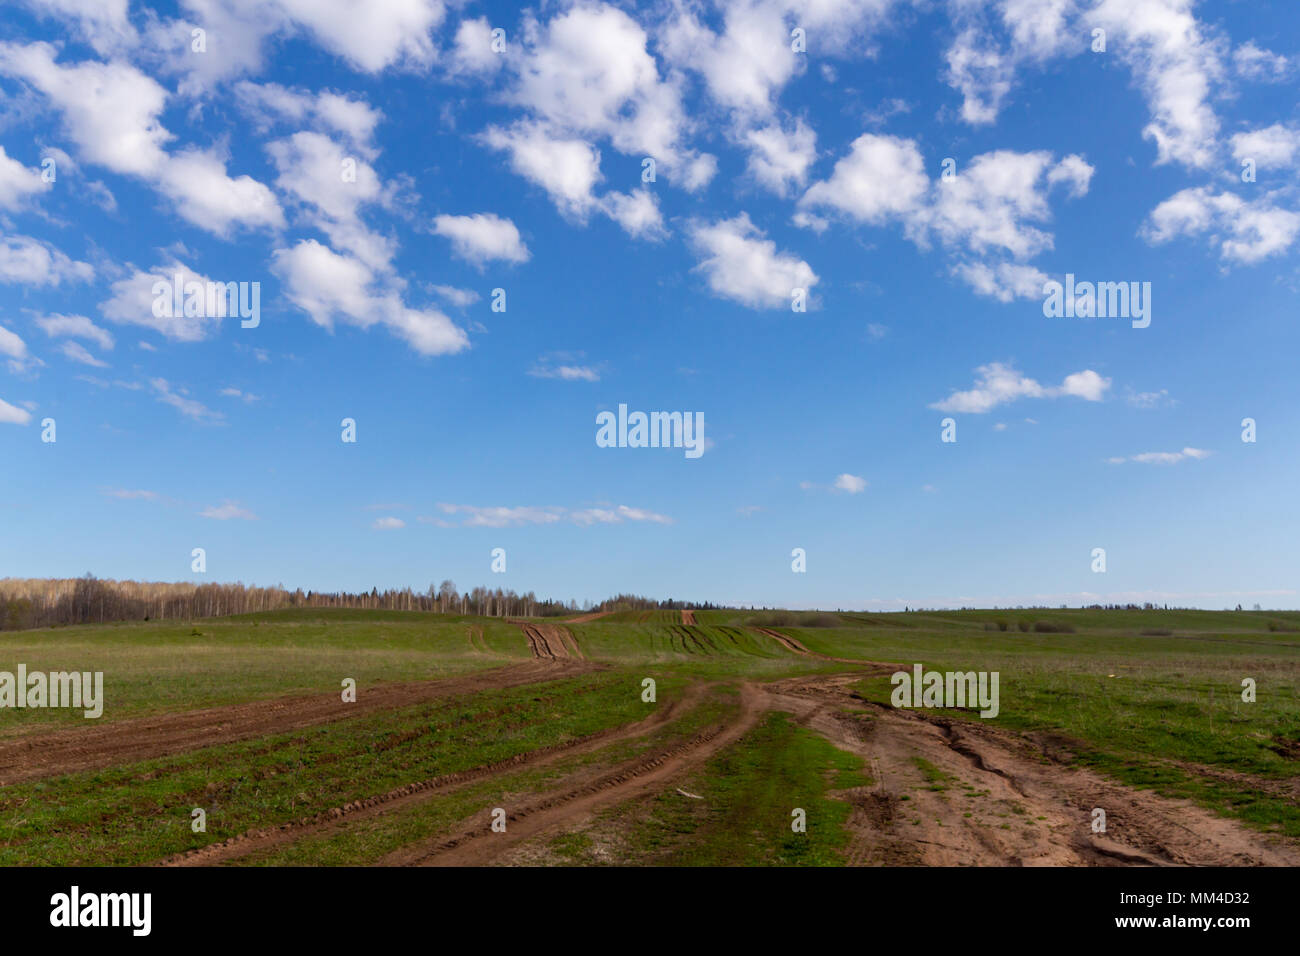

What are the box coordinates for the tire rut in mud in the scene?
[381,683,767,867]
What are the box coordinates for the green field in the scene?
[1,606,1296,865]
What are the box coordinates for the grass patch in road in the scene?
[571,711,868,866]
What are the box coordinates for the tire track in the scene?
[381,683,767,867]
[765,672,1300,867]
[751,626,884,664]
[160,683,707,867]
[517,622,583,660]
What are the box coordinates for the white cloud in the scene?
[799,133,927,225]
[1229,123,1300,170]
[200,500,257,520]
[433,213,530,264]
[18,0,137,54]
[929,362,1111,413]
[0,397,33,425]
[59,341,108,367]
[431,285,479,307]
[799,137,1091,300]
[273,0,444,73]
[1126,388,1173,408]
[923,151,1094,260]
[687,213,818,309]
[447,17,501,76]
[431,502,672,527]
[951,261,1048,302]
[0,145,50,210]
[529,360,600,382]
[267,131,389,268]
[372,516,406,529]
[834,473,868,494]
[1143,187,1300,264]
[512,5,699,179]
[1092,0,1224,170]
[600,189,665,239]
[1111,447,1212,465]
[236,82,382,156]
[0,42,170,176]
[151,378,224,422]
[272,239,469,356]
[156,148,284,236]
[0,42,282,235]
[35,313,115,350]
[0,234,93,286]
[101,261,229,342]
[104,488,158,500]
[570,505,674,526]
[1233,41,1290,83]
[0,324,31,373]
[483,121,604,217]
[744,120,817,196]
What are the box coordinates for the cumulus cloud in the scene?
[834,473,868,494]
[1229,123,1300,170]
[372,516,406,529]
[1143,187,1300,264]
[433,213,530,264]
[272,239,469,356]
[100,261,234,342]
[236,82,382,156]
[0,145,50,210]
[799,136,1092,300]
[1233,41,1291,83]
[446,17,502,77]
[0,41,282,235]
[929,362,1111,413]
[687,213,818,309]
[0,234,93,286]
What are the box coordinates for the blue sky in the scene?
[1,0,1297,610]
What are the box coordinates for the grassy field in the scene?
[1,606,1296,864]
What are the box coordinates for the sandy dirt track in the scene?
[763,674,1300,867]
[517,621,584,659]
[0,659,597,786]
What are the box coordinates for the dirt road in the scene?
[762,673,1300,867]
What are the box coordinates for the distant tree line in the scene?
[0,576,722,631]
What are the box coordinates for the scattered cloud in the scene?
[433,213,530,265]
[930,363,1111,413]
[688,213,817,309]
[199,500,257,520]
[834,474,868,494]
[429,503,673,528]
[1108,447,1212,465]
